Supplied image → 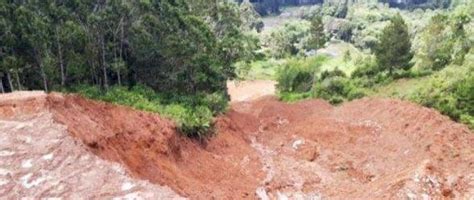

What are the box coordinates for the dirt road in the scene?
[227,80,276,102]
[0,86,473,199]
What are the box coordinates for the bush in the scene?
[276,56,328,93]
[320,68,346,80]
[408,61,473,129]
[312,73,365,104]
[453,75,474,119]
[202,92,229,115]
[351,57,379,78]
[71,84,102,99]
[178,106,214,138]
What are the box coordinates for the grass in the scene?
[368,76,431,98]
[236,58,284,80]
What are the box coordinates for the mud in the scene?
[0,89,473,199]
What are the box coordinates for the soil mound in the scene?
[1,91,473,199]
[235,97,473,199]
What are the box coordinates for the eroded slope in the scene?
[1,91,473,199]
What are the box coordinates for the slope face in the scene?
[0,92,183,199]
[1,91,473,199]
[46,93,265,199]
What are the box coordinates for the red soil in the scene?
[47,94,264,199]
[1,91,473,199]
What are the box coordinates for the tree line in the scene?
[0,0,254,96]
[237,0,452,16]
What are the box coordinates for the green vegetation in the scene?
[245,1,474,128]
[0,0,259,137]
[374,13,414,75]
[276,55,327,93]
[308,16,327,49]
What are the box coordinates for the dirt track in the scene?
[0,85,473,199]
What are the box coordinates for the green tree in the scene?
[375,13,413,75]
[240,0,264,32]
[419,14,452,70]
[308,16,326,50]
[16,3,53,92]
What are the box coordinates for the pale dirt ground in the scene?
[0,92,184,199]
[227,80,276,102]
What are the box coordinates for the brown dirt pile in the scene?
[1,91,473,199]
[237,97,474,199]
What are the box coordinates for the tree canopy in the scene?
[0,0,250,96]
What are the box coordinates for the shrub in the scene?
[202,92,229,115]
[312,74,365,104]
[178,106,214,138]
[351,57,379,78]
[276,56,327,93]
[320,68,346,80]
[453,75,474,118]
[71,84,102,99]
[460,115,474,130]
[392,69,414,79]
[407,61,473,129]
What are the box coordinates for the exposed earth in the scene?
[0,81,473,199]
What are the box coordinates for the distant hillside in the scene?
[237,0,452,15]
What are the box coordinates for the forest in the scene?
[1,0,473,136]
[1,0,260,136]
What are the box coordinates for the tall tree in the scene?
[239,0,264,32]
[375,13,413,75]
[308,16,326,50]
[16,3,53,92]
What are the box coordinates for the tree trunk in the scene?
[91,60,98,85]
[34,49,48,92]
[119,22,124,86]
[117,71,122,86]
[120,22,124,59]
[15,71,22,90]
[7,73,14,91]
[56,27,66,87]
[40,64,49,93]
[0,79,4,93]
[101,35,108,89]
